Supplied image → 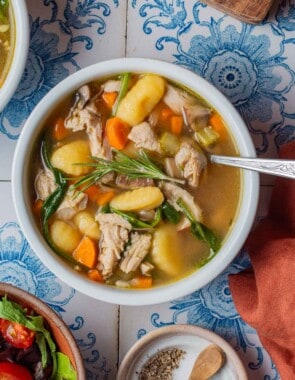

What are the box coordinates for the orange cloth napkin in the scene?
[229,141,295,380]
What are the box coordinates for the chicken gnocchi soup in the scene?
[0,0,14,87]
[31,73,241,289]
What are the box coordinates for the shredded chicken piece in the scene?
[140,262,154,276]
[96,213,131,278]
[102,80,121,93]
[55,189,88,220]
[35,169,88,220]
[128,122,161,153]
[175,142,207,187]
[65,84,108,158]
[160,182,202,222]
[34,169,57,200]
[163,84,211,127]
[120,233,152,274]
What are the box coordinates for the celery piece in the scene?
[195,127,219,148]
[159,132,180,155]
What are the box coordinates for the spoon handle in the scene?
[210,155,295,179]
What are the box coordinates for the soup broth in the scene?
[0,1,14,87]
[30,73,241,289]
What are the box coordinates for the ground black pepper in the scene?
[138,347,186,380]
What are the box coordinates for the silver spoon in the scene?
[209,155,295,179]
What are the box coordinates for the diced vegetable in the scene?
[49,220,81,253]
[195,126,219,148]
[52,118,69,141]
[130,276,153,288]
[73,236,98,269]
[159,132,180,155]
[32,199,43,219]
[51,140,92,176]
[116,74,166,125]
[170,115,183,135]
[110,186,164,212]
[209,113,227,138]
[83,184,101,202]
[87,269,104,283]
[161,107,175,119]
[0,362,33,380]
[150,224,183,276]
[96,190,116,206]
[73,211,100,240]
[105,117,130,150]
[102,91,117,108]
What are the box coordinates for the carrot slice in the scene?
[130,276,153,288]
[209,113,227,138]
[32,199,43,219]
[105,117,130,150]
[102,91,118,109]
[52,118,69,141]
[170,115,183,135]
[161,107,174,119]
[84,184,101,202]
[87,269,104,283]
[96,190,116,206]
[73,236,98,269]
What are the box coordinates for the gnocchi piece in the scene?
[116,74,166,126]
[49,220,82,253]
[73,211,100,240]
[110,186,164,212]
[150,224,183,276]
[51,140,92,176]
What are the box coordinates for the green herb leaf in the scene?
[55,352,77,380]
[161,201,181,224]
[72,149,185,191]
[177,199,220,253]
[112,72,130,116]
[0,0,9,20]
[110,207,162,229]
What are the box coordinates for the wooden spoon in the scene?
[188,344,225,380]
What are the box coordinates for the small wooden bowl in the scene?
[0,282,85,380]
[201,0,276,24]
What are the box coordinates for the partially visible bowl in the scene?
[12,58,259,305]
[0,0,29,111]
[0,282,85,379]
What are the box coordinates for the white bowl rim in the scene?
[0,0,30,112]
[12,58,259,306]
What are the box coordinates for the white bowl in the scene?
[12,58,259,306]
[0,0,29,111]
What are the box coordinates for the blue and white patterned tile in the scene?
[128,0,295,186]
[0,182,119,379]
[0,0,126,180]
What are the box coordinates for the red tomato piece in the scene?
[0,362,33,380]
[0,319,35,349]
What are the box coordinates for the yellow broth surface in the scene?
[30,73,241,289]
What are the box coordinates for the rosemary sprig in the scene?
[72,149,185,190]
